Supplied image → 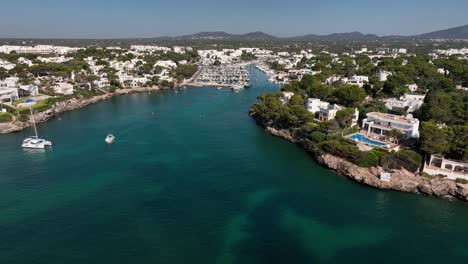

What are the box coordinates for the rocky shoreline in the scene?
[264,126,468,202]
[0,86,159,134]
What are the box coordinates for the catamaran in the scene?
[21,107,52,149]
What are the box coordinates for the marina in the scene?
[185,64,250,89]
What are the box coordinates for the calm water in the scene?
[1,66,468,263]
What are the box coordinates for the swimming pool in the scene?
[348,134,385,147]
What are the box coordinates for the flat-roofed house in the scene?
[362,112,420,139]
[53,83,74,95]
[0,88,19,102]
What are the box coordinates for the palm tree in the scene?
[388,129,403,144]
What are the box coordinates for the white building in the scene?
[93,78,110,88]
[0,88,19,102]
[318,104,359,127]
[130,45,171,53]
[53,83,74,95]
[0,77,19,88]
[406,84,418,92]
[155,60,177,69]
[318,104,342,121]
[424,155,468,181]
[0,45,79,54]
[0,60,16,70]
[173,46,188,54]
[306,98,329,113]
[38,56,71,63]
[362,112,420,139]
[346,75,369,87]
[379,71,392,82]
[19,85,39,97]
[280,92,295,104]
[384,94,425,113]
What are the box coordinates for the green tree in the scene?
[333,84,367,107]
[335,108,356,129]
[419,121,451,157]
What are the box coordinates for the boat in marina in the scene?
[21,107,52,149]
[231,84,244,92]
[105,134,115,144]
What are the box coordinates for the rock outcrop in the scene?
[263,126,468,202]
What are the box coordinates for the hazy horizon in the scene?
[0,0,467,39]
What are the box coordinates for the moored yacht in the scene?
[21,107,52,149]
[22,137,52,149]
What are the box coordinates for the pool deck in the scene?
[345,132,400,152]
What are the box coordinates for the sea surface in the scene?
[1,66,467,263]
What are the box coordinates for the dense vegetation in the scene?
[251,54,467,172]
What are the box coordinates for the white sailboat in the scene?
[21,107,52,149]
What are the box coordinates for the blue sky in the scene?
[1,0,467,38]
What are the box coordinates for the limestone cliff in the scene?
[264,126,468,202]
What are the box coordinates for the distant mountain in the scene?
[239,31,278,41]
[291,31,380,41]
[415,24,468,39]
[157,31,278,41]
[156,24,468,42]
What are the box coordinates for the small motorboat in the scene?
[105,134,115,144]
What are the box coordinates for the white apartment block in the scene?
[362,112,420,139]
[0,45,80,55]
[130,45,171,53]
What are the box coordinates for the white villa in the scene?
[384,93,425,113]
[18,85,39,97]
[346,75,369,87]
[318,104,359,127]
[306,98,329,113]
[93,78,110,88]
[0,88,19,102]
[424,155,468,181]
[53,83,74,95]
[0,77,19,88]
[362,112,420,139]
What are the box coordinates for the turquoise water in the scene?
[1,66,468,263]
[349,134,385,146]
